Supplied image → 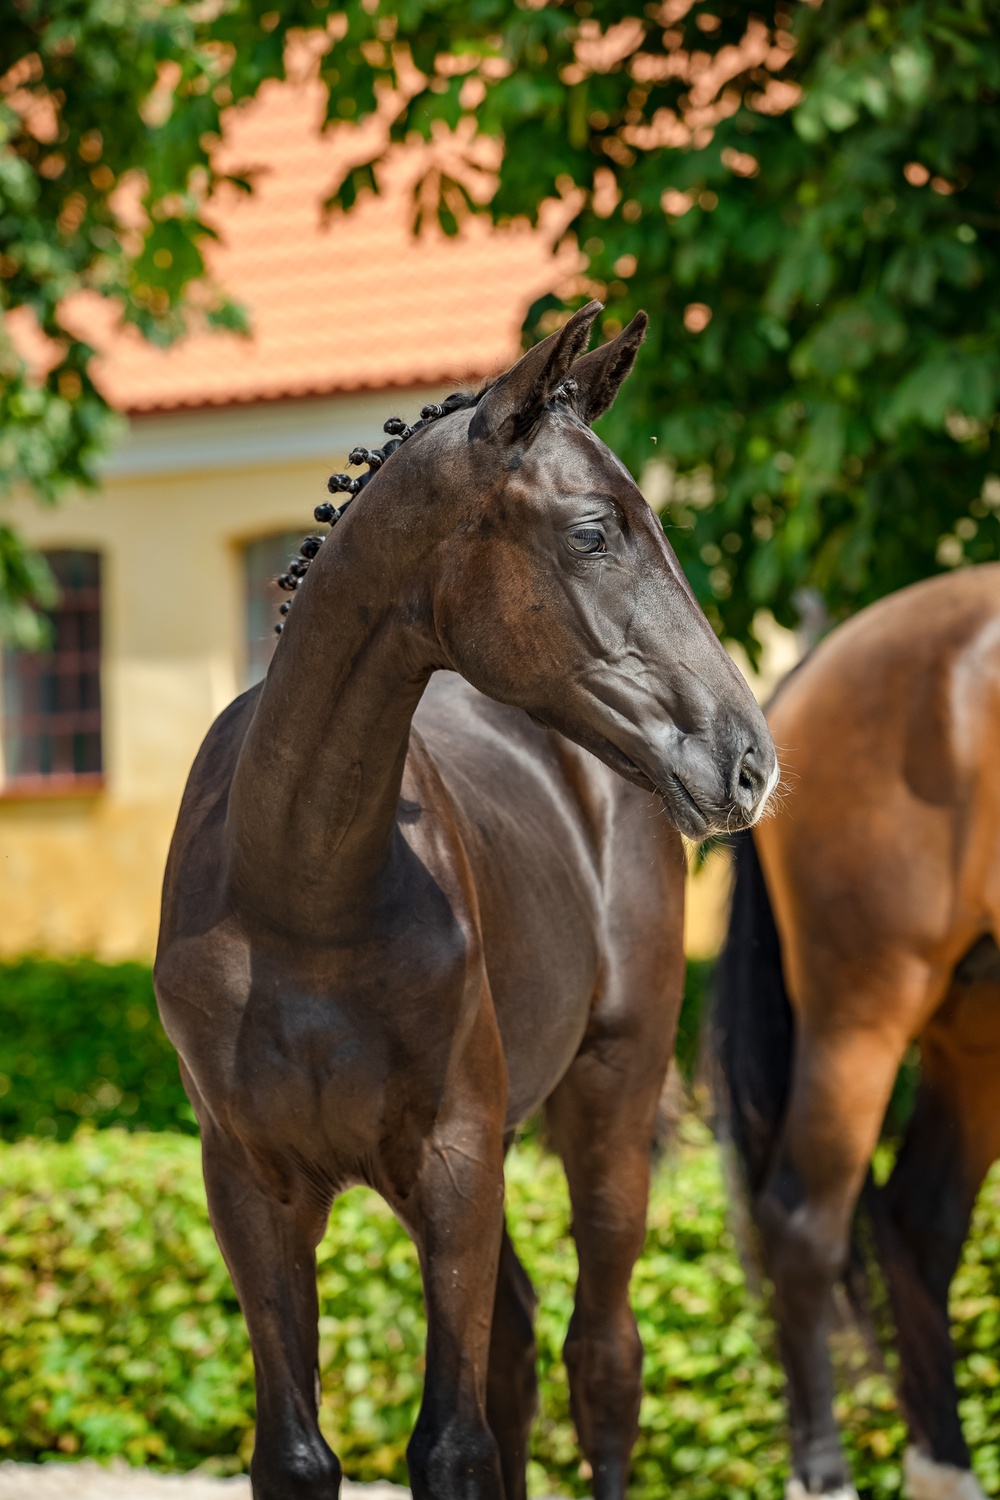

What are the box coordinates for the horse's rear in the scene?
[763,565,1000,997]
[713,564,1000,1500]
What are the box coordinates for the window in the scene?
[244,531,303,688]
[2,550,103,792]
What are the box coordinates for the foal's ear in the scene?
[567,311,648,425]
[469,300,603,443]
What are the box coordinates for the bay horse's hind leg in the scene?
[758,974,932,1500]
[875,971,1000,1500]
[487,1215,539,1500]
[200,1125,340,1500]
[545,1033,669,1500]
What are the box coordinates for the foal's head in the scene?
[403,302,776,835]
[288,302,776,836]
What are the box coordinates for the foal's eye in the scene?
[567,528,607,555]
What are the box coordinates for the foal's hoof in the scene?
[904,1448,987,1500]
[407,1418,503,1500]
[250,1442,342,1499]
[786,1482,859,1500]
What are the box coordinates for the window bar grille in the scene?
[1,550,103,790]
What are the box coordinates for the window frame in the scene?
[1,549,105,799]
[242,529,304,690]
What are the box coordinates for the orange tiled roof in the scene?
[77,76,567,415]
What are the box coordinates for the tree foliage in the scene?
[325,0,1000,654]
[4,1,999,651]
[2,0,326,636]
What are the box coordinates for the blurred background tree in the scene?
[327,0,1000,657]
[4,0,998,655]
[1,0,314,639]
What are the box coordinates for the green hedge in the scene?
[0,957,713,1142]
[0,959,194,1140]
[3,1125,1000,1497]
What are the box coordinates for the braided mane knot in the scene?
[327,473,361,495]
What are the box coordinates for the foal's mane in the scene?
[273,376,578,634]
[272,389,485,633]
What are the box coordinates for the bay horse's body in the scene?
[715,565,1000,1500]
[155,304,775,1500]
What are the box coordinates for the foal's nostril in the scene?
[734,747,765,808]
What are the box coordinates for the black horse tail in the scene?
[710,828,794,1206]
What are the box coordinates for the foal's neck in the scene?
[226,493,443,936]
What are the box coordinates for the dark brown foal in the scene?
[156,301,776,1500]
[715,566,1000,1500]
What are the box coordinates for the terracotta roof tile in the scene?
[81,77,568,414]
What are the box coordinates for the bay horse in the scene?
[714,565,1000,1500]
[154,301,776,1500]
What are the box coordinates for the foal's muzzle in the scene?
[654,732,778,839]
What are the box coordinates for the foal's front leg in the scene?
[392,1005,508,1500]
[201,1124,339,1500]
[546,1038,667,1500]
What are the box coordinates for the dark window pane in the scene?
[2,550,103,784]
[244,531,302,689]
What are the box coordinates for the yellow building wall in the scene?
[683,848,731,960]
[0,392,443,959]
[0,394,797,962]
